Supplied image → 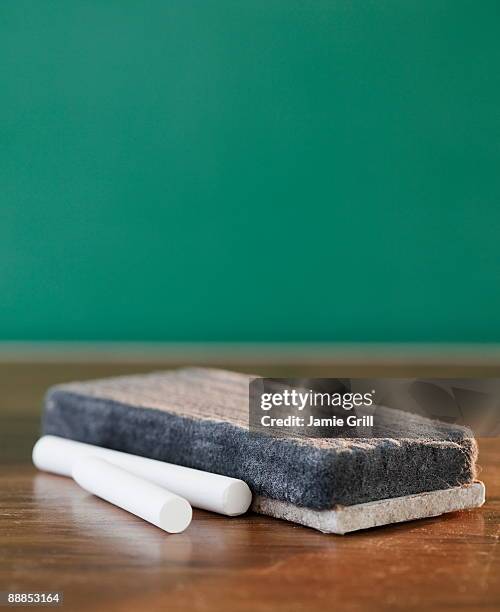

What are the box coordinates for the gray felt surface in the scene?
[41,368,478,509]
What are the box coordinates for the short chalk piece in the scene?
[72,456,192,534]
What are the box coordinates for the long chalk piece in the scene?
[72,456,192,533]
[33,436,252,516]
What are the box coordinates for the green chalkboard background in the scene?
[2,1,500,342]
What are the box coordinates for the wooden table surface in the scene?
[1,361,499,611]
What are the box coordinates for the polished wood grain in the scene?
[0,361,499,611]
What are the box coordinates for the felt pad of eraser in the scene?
[42,367,479,510]
[253,481,485,534]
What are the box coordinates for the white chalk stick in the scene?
[72,456,192,533]
[33,436,252,516]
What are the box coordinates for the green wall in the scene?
[2,1,500,342]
